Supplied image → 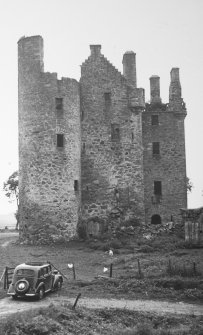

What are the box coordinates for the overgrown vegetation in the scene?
[0,304,202,335]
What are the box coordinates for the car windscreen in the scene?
[16,269,35,277]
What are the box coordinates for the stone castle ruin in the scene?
[18,35,187,243]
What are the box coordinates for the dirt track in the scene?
[0,295,203,319]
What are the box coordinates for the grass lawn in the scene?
[0,233,202,303]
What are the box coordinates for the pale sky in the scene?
[0,0,202,215]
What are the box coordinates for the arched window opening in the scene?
[151,214,161,225]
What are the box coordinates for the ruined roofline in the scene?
[18,35,79,84]
[81,53,124,80]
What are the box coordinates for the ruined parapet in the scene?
[18,36,81,244]
[180,207,203,245]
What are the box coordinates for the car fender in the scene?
[36,281,45,293]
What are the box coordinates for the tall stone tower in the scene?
[18,36,81,243]
[80,46,145,236]
[18,35,188,243]
[142,69,187,225]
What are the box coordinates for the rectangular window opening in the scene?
[55,98,63,110]
[74,180,79,191]
[151,115,159,125]
[57,134,64,147]
[104,92,111,111]
[153,142,160,155]
[111,123,120,141]
[154,181,162,195]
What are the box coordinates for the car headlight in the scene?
[18,283,26,290]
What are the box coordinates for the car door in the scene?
[43,266,53,292]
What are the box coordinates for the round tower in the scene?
[18,36,81,244]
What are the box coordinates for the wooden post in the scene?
[109,263,113,278]
[4,267,8,290]
[138,259,143,278]
[168,259,172,276]
[72,264,76,280]
[72,293,81,310]
[193,262,197,276]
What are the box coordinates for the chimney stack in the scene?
[150,75,161,104]
[90,45,101,58]
[122,51,137,87]
[169,68,182,103]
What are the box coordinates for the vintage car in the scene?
[7,262,63,300]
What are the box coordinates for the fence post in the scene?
[109,263,113,278]
[72,293,81,310]
[138,259,143,278]
[72,264,76,280]
[4,267,7,290]
[168,259,172,276]
[193,262,197,276]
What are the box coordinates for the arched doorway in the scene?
[151,214,161,225]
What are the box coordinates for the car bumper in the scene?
[7,292,36,297]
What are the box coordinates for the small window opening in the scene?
[55,98,63,110]
[74,180,79,191]
[111,123,120,141]
[104,92,111,104]
[153,142,160,155]
[104,92,111,111]
[151,214,161,225]
[154,181,162,195]
[151,115,159,125]
[132,132,134,142]
[57,134,64,147]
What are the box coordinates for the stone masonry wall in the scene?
[142,103,187,225]
[18,36,81,243]
[18,36,188,242]
[80,47,145,236]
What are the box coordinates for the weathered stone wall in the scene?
[80,46,145,235]
[142,89,187,225]
[18,36,81,243]
[18,36,188,242]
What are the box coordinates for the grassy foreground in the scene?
[1,303,203,335]
[0,232,203,303]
